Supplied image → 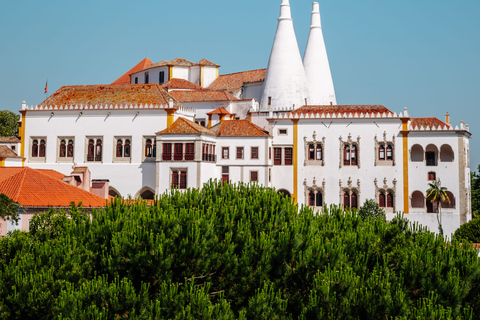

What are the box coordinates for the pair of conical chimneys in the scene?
[260,0,336,110]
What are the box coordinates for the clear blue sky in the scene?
[1,0,479,168]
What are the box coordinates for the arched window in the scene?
[386,192,394,208]
[411,144,424,162]
[153,141,157,157]
[351,192,358,208]
[140,190,155,200]
[386,145,393,160]
[425,144,438,166]
[67,140,74,157]
[379,192,386,207]
[344,146,350,165]
[316,145,322,160]
[32,139,38,157]
[308,144,315,160]
[379,145,385,160]
[343,192,350,208]
[59,140,66,157]
[95,139,102,161]
[87,139,95,161]
[309,191,315,206]
[411,191,425,208]
[124,139,131,157]
[116,140,123,158]
[277,189,291,198]
[442,191,455,209]
[316,192,322,207]
[440,144,454,162]
[145,139,152,157]
[39,140,46,157]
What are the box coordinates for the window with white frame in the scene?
[114,137,132,163]
[251,146,259,160]
[375,133,395,166]
[57,137,74,162]
[273,146,293,166]
[236,147,244,159]
[222,147,229,159]
[250,170,258,182]
[171,169,187,189]
[340,134,360,168]
[143,136,156,162]
[304,134,325,166]
[30,137,46,162]
[86,137,103,162]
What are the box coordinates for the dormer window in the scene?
[159,71,165,84]
[144,72,149,84]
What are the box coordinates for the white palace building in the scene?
[14,0,471,235]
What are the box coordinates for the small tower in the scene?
[260,0,310,111]
[303,2,336,105]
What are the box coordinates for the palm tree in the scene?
[426,179,450,235]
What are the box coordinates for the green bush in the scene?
[358,198,386,221]
[453,217,480,243]
[0,181,478,319]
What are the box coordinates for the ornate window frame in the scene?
[304,177,325,212]
[339,134,360,168]
[56,136,74,163]
[339,177,361,209]
[375,132,395,166]
[303,131,325,166]
[375,177,397,214]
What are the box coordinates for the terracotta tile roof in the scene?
[143,58,194,71]
[0,146,21,158]
[36,169,66,180]
[38,84,182,108]
[170,90,239,103]
[410,117,449,129]
[111,58,154,85]
[195,59,220,67]
[211,120,269,137]
[161,78,205,91]
[0,167,106,208]
[208,69,267,93]
[207,107,230,116]
[288,105,394,116]
[156,117,215,136]
[0,136,20,143]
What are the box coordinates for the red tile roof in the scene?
[0,146,21,158]
[0,167,106,208]
[156,117,215,136]
[207,107,230,115]
[211,120,269,137]
[288,105,394,116]
[410,117,449,129]
[0,136,20,143]
[161,78,205,91]
[143,58,194,71]
[208,69,267,93]
[195,59,220,67]
[111,58,154,85]
[39,84,182,108]
[170,90,238,103]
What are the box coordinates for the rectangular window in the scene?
[58,137,74,162]
[222,166,229,185]
[185,143,195,160]
[428,172,436,181]
[86,137,102,162]
[114,137,132,162]
[172,170,187,189]
[236,147,244,159]
[251,147,259,160]
[250,171,258,182]
[269,147,271,160]
[159,71,165,84]
[163,143,172,161]
[284,147,293,166]
[145,72,149,84]
[174,143,183,161]
[279,129,288,135]
[144,137,156,161]
[274,147,282,165]
[222,147,229,159]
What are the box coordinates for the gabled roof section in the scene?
[169,90,239,103]
[0,136,20,143]
[207,107,230,116]
[0,167,106,208]
[211,120,269,137]
[143,58,194,71]
[288,105,394,117]
[410,117,449,130]
[195,59,220,67]
[38,84,182,108]
[0,146,21,158]
[208,69,267,93]
[156,117,215,136]
[161,78,205,91]
[111,58,154,85]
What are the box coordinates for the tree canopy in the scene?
[0,110,20,137]
[0,181,478,319]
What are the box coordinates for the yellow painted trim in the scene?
[0,159,5,167]
[208,115,212,128]
[220,115,225,122]
[216,67,219,79]
[166,110,175,127]
[20,111,26,167]
[292,120,299,204]
[168,66,173,81]
[402,119,409,213]
[200,66,204,87]
[249,114,252,122]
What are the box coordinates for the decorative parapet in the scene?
[270,110,404,120]
[21,103,196,115]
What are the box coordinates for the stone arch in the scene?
[108,186,121,198]
[442,191,455,209]
[277,189,291,198]
[135,186,155,200]
[411,191,424,208]
[425,144,439,166]
[440,144,454,162]
[410,144,424,162]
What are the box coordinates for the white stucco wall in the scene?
[202,66,218,88]
[242,82,265,103]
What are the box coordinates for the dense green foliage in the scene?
[0,110,20,137]
[0,193,19,226]
[358,198,386,221]
[472,165,480,219]
[426,180,450,235]
[0,181,479,319]
[454,217,480,243]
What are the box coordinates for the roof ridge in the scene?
[218,68,267,77]
[13,168,28,202]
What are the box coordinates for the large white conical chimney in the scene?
[303,2,336,105]
[260,0,310,111]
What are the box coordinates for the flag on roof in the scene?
[44,80,48,94]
